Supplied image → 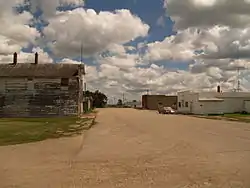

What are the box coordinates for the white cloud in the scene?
[43,8,149,58]
[0,1,40,55]
[98,54,139,69]
[59,58,81,64]
[29,0,85,18]
[165,0,250,29]
[98,44,142,69]
[85,61,244,101]
[145,29,199,62]
[1,0,250,100]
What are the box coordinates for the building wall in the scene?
[194,101,224,115]
[177,91,250,115]
[244,101,250,112]
[177,91,199,114]
[142,95,177,110]
[0,77,79,117]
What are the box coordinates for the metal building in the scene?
[142,95,177,110]
[177,87,250,115]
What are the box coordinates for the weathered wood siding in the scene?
[0,78,79,117]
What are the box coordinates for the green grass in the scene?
[0,117,89,146]
[198,113,250,123]
[224,113,250,117]
[223,113,250,123]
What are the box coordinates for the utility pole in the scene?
[236,46,240,92]
[237,67,240,92]
[122,93,125,104]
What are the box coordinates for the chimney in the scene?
[35,52,38,64]
[13,52,17,65]
[217,85,221,93]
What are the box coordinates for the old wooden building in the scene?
[0,61,85,117]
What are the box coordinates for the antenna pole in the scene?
[237,67,240,92]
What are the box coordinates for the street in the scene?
[1,108,250,187]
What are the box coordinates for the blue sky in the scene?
[20,0,182,69]
[81,0,179,67]
[19,0,189,71]
[2,0,250,97]
[85,0,174,42]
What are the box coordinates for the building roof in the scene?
[0,63,85,78]
[142,95,177,97]
[198,97,224,102]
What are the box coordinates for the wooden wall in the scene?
[0,77,79,117]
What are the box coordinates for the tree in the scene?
[83,90,107,108]
[117,99,123,106]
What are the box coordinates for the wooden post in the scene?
[78,65,84,116]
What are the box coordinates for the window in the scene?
[178,102,181,108]
[185,102,189,107]
[61,78,69,86]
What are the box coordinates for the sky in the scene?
[1,0,250,102]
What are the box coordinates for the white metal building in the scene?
[177,89,250,115]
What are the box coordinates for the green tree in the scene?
[83,90,107,108]
[117,99,123,106]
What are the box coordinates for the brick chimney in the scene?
[35,52,38,64]
[217,85,221,93]
[13,52,17,65]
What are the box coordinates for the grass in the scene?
[223,113,250,123]
[0,117,90,146]
[197,113,250,123]
[224,113,250,118]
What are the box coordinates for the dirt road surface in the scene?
[1,108,250,188]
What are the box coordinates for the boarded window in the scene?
[185,102,189,107]
[61,78,69,86]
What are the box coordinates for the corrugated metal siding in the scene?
[196,101,224,115]
[178,91,250,114]
[142,95,177,110]
[244,101,250,112]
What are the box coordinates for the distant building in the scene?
[142,95,177,110]
[124,100,142,108]
[178,86,250,115]
[0,56,87,117]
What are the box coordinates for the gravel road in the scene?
[1,108,250,187]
